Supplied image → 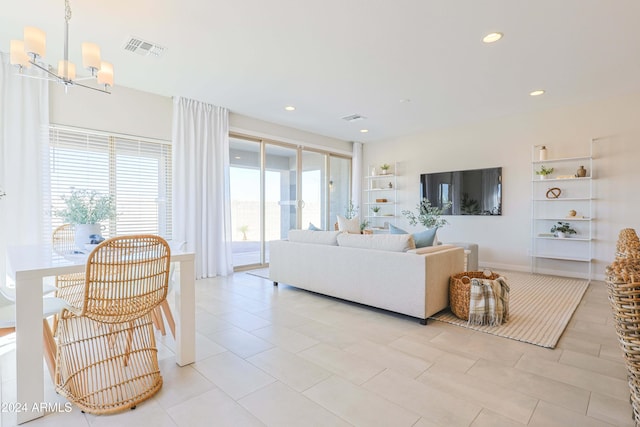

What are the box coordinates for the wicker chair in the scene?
[55,235,170,415]
[51,224,86,332]
[606,250,640,424]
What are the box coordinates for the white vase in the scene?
[539,175,546,180]
[556,231,566,239]
[75,224,101,250]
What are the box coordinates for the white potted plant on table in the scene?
[56,189,115,249]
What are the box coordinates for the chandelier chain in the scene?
[65,0,72,23]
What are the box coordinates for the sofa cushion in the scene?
[337,233,416,252]
[337,215,360,234]
[288,230,340,245]
[389,224,438,248]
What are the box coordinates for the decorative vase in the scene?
[576,166,587,177]
[75,224,101,250]
[539,175,546,180]
[539,146,547,161]
[371,167,376,176]
[556,231,566,239]
[381,169,388,175]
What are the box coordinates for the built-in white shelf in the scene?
[530,142,595,280]
[532,156,592,164]
[531,254,592,263]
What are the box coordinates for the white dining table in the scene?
[5,244,196,424]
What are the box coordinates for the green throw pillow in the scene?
[389,224,437,248]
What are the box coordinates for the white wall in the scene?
[50,85,351,155]
[230,114,352,154]
[363,92,640,280]
[50,84,172,140]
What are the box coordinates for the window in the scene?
[46,126,172,239]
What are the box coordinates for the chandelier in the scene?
[9,0,114,93]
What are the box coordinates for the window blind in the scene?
[47,126,172,240]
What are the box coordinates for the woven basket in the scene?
[449,271,501,320]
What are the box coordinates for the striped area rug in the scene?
[430,272,590,348]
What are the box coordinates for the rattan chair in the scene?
[606,246,640,424]
[55,235,170,415]
[51,224,86,332]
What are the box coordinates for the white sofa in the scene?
[269,230,465,324]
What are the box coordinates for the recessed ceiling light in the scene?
[234,156,241,159]
[284,106,296,111]
[400,98,411,103]
[482,32,503,43]
[529,90,545,97]
[360,129,369,133]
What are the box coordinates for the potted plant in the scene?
[371,206,381,216]
[380,163,391,175]
[550,221,576,238]
[402,198,451,229]
[55,189,115,248]
[535,165,554,180]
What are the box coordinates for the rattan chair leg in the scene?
[42,319,57,383]
[159,300,175,339]
[152,307,166,336]
[124,321,134,367]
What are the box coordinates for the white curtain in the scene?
[0,53,49,283]
[172,97,232,278]
[351,142,363,215]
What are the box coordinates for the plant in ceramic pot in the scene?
[371,206,381,216]
[535,165,554,180]
[56,189,115,249]
[550,221,576,238]
[401,198,451,229]
[380,163,391,175]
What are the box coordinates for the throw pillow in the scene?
[336,215,360,234]
[388,224,437,248]
[412,228,438,248]
[308,222,322,231]
[389,223,408,234]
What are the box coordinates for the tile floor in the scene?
[0,272,632,427]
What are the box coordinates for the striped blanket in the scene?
[468,276,510,326]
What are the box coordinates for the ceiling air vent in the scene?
[123,37,166,57]
[341,114,367,122]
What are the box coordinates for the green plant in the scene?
[380,163,391,171]
[402,198,451,229]
[238,225,249,240]
[371,206,381,214]
[550,222,576,235]
[360,219,369,231]
[535,165,554,176]
[345,200,358,219]
[55,189,115,225]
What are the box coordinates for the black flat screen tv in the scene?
[420,167,502,215]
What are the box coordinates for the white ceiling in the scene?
[2,0,640,143]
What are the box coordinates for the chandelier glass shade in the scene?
[9,0,114,93]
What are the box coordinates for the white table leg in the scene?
[15,273,44,424]
[175,258,195,366]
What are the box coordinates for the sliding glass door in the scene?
[229,135,350,269]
